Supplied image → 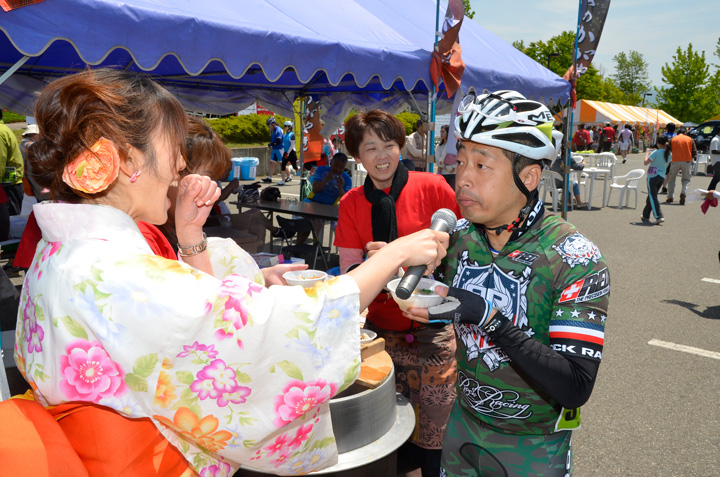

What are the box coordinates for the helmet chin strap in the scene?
[484,153,536,235]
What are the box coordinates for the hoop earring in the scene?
[130,170,142,183]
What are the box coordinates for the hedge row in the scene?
[207,111,421,144]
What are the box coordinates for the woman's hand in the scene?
[175,174,221,232]
[262,263,308,286]
[365,241,387,259]
[389,229,449,275]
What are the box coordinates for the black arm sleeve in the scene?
[486,317,600,409]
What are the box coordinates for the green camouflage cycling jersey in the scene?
[437,213,609,436]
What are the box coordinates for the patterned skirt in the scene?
[365,321,457,449]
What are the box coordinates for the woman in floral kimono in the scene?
[7,69,448,476]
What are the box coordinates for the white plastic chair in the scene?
[595,152,617,177]
[541,170,566,211]
[353,163,367,187]
[607,168,645,209]
[693,154,709,175]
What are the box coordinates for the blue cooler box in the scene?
[239,157,259,180]
[227,158,243,181]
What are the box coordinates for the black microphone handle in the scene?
[395,264,426,299]
[394,220,452,300]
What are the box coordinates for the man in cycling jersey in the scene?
[405,90,610,476]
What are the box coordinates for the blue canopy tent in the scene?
[0,0,569,129]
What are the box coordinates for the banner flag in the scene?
[0,0,44,12]
[430,0,465,98]
[564,0,611,108]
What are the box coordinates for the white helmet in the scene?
[283,120,293,128]
[454,90,556,161]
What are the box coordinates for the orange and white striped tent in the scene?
[559,99,682,126]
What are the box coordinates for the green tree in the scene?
[513,30,605,101]
[462,0,475,19]
[611,51,650,105]
[655,43,716,123]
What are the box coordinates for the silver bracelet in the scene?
[177,233,208,257]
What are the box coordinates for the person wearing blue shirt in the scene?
[295,153,352,244]
[642,135,672,224]
[264,116,284,183]
[309,152,352,205]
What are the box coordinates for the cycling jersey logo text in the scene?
[559,267,609,303]
[552,232,602,268]
[508,250,539,266]
[457,370,533,420]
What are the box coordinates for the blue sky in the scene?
[467,0,718,103]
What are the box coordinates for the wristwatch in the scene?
[483,314,508,334]
[177,233,208,257]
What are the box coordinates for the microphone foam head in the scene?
[432,208,457,232]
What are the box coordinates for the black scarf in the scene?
[363,163,409,242]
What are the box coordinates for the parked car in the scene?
[688,120,720,153]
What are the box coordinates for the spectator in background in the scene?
[331,135,345,155]
[0,109,25,215]
[296,152,353,245]
[599,122,615,152]
[281,120,297,183]
[263,116,283,184]
[435,124,457,174]
[642,135,672,224]
[572,124,590,152]
[19,124,49,202]
[707,130,720,190]
[660,123,677,194]
[588,125,596,151]
[664,127,696,205]
[618,124,634,163]
[405,118,427,171]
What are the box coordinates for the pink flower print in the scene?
[199,461,231,477]
[22,297,45,353]
[190,359,251,407]
[28,324,45,353]
[220,387,252,407]
[273,379,337,427]
[273,450,292,469]
[41,241,61,262]
[287,423,313,449]
[214,328,233,341]
[265,433,289,456]
[177,341,218,359]
[246,280,264,297]
[59,339,127,403]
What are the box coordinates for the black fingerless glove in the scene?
[428,287,493,328]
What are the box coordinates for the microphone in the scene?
[395,208,457,300]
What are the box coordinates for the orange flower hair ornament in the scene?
[62,137,121,194]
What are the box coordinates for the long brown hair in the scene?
[30,68,188,201]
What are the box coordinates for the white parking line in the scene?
[701,278,720,284]
[648,339,720,361]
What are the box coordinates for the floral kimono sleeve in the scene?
[17,238,363,476]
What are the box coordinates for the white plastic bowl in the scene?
[360,329,377,344]
[283,269,328,288]
[386,278,445,312]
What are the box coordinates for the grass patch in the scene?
[2,111,26,123]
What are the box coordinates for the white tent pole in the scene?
[0,55,30,87]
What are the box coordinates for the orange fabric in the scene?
[0,398,88,476]
[0,396,192,476]
[671,134,694,162]
[51,403,192,476]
